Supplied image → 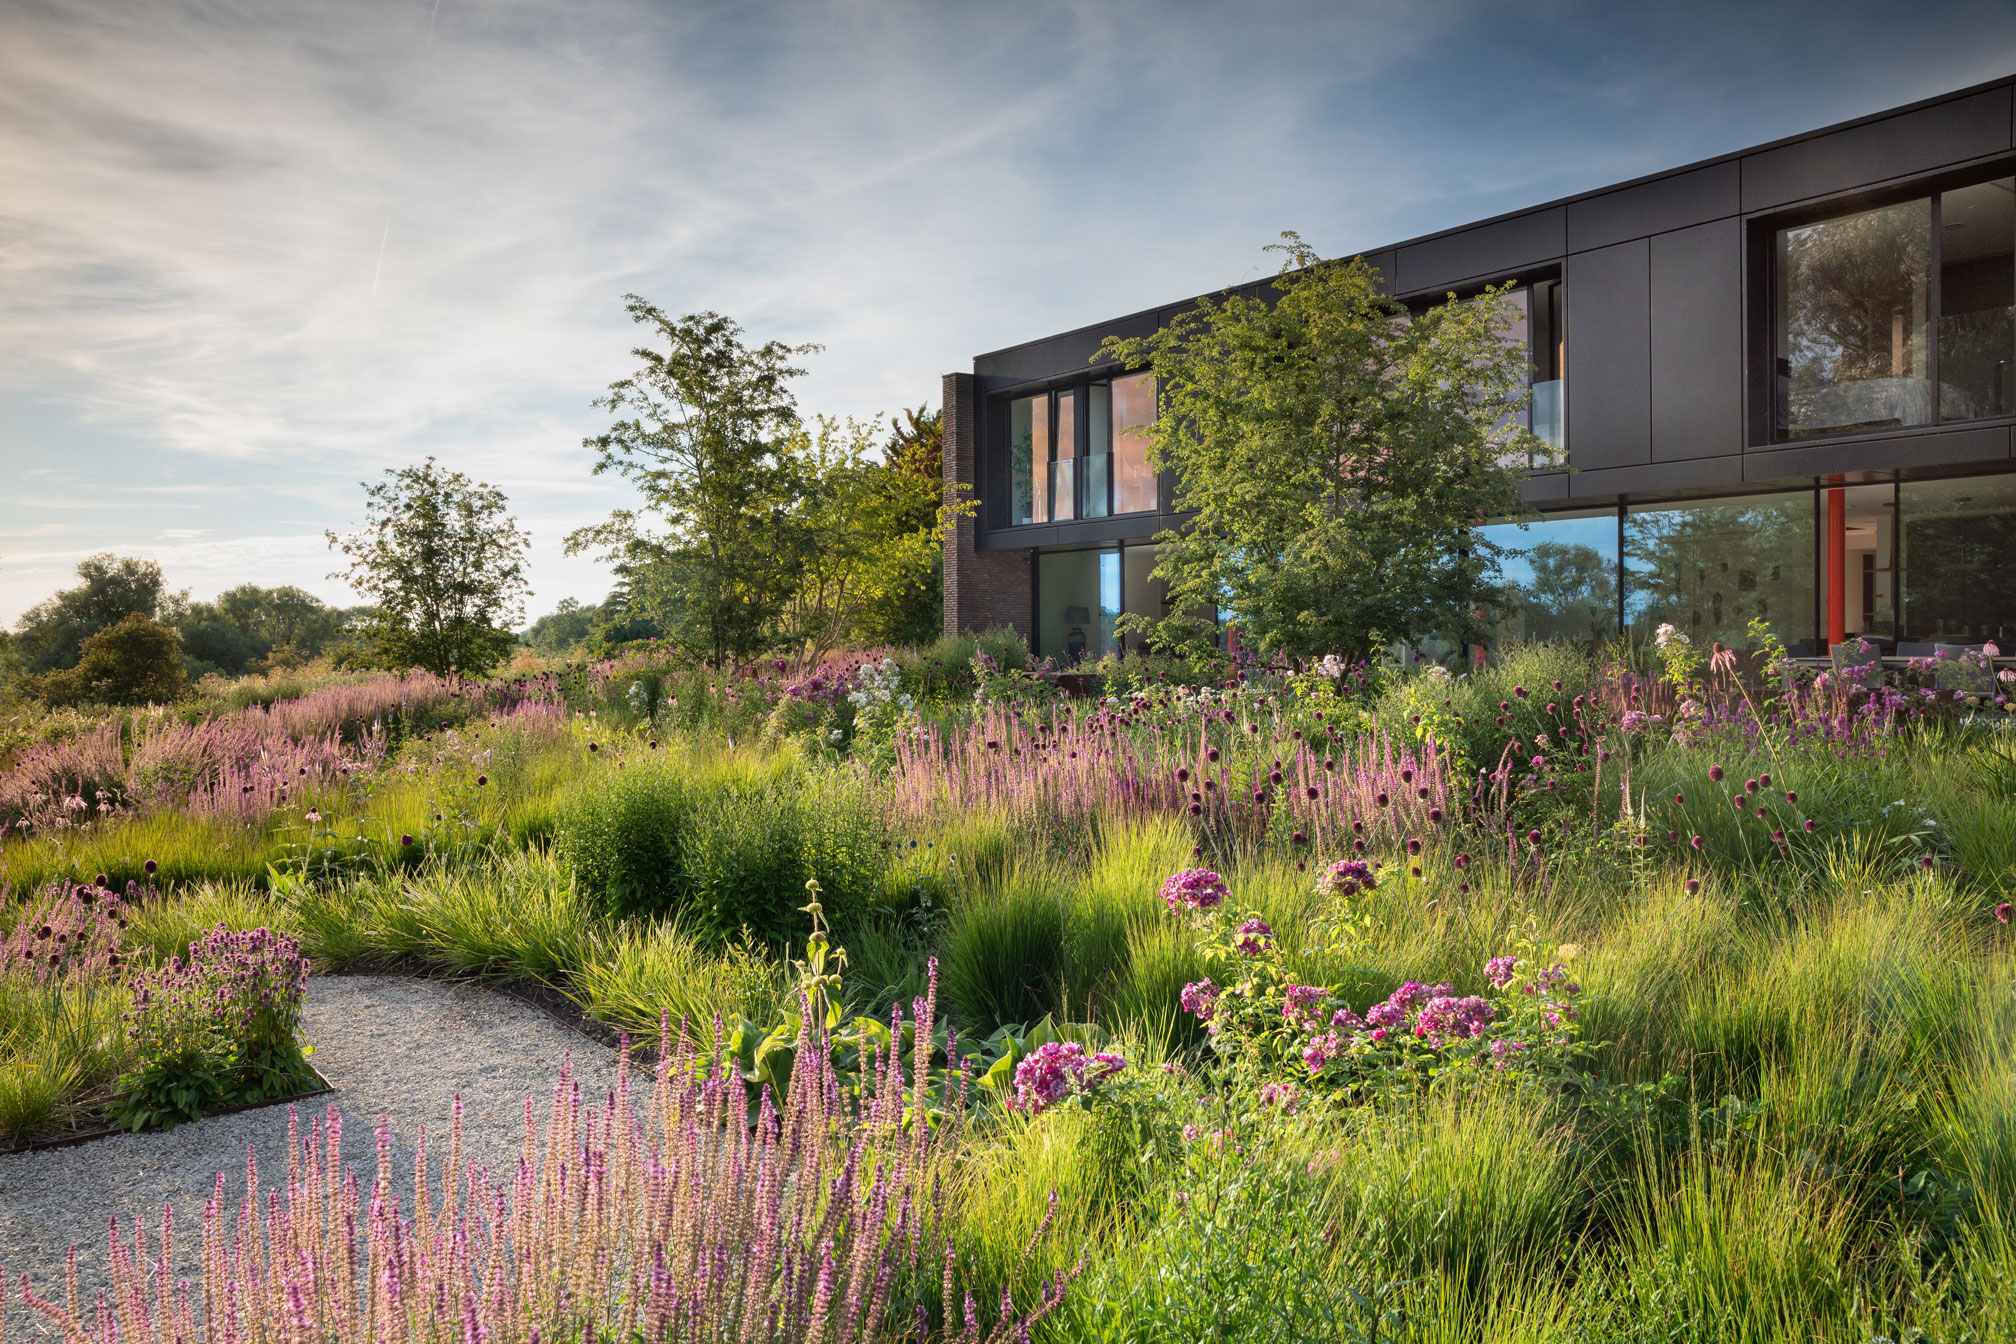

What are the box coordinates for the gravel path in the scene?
[0,976,619,1310]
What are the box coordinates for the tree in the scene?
[771,414,969,658]
[327,458,531,678]
[566,299,818,667]
[10,554,171,675]
[1096,234,1536,659]
[523,597,598,653]
[859,405,956,646]
[27,612,186,706]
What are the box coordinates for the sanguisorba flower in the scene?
[1160,868,1229,912]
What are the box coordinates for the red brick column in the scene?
[942,371,1032,638]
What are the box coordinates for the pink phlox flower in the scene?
[1484,955,1520,989]
[1007,1040,1126,1116]
[1179,978,1220,1023]
[1300,1034,1340,1075]
[1281,984,1327,1030]
[1316,859,1378,898]
[1160,868,1230,912]
[1329,1006,1363,1032]
[1232,918,1275,957]
[1413,995,1495,1046]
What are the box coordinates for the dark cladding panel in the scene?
[1565,239,1651,471]
[974,310,1159,385]
[1568,161,1741,252]
[1741,86,2013,211]
[1358,249,1398,295]
[1393,207,1565,295]
[1650,219,1743,461]
[1744,424,2012,481]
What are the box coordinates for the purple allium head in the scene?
[1709,765,1725,783]
[1685,877,1701,895]
[1996,902,2013,925]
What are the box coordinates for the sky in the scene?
[2,0,2015,628]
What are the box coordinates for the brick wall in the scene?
[942,371,1032,638]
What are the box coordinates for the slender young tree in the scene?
[1098,233,1538,659]
[566,299,818,666]
[326,458,530,678]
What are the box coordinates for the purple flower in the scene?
[1160,868,1229,912]
[1484,955,1519,989]
[1414,994,1495,1045]
[1180,978,1220,1023]
[1233,918,1274,957]
[1282,984,1327,1030]
[1301,1033,1341,1074]
[1008,1040,1126,1115]
[1316,859,1378,898]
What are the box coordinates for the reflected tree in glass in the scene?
[1779,199,1930,438]
[1626,495,1815,650]
[1506,541,1617,644]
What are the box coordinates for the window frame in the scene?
[1759,162,2016,447]
[993,370,1161,528]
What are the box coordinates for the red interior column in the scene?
[1826,487,1847,649]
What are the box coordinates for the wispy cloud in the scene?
[2,0,2011,625]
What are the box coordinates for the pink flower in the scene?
[1483,955,1519,988]
[1007,1040,1127,1115]
[1160,868,1229,912]
[1301,1034,1340,1074]
[1180,978,1220,1023]
[1233,918,1274,956]
[1281,984,1327,1030]
[1315,859,1378,898]
[1413,995,1495,1046]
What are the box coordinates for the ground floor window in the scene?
[1035,544,1172,662]
[1624,494,1815,650]
[1474,467,2016,655]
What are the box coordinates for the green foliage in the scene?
[551,752,889,942]
[1097,233,1535,658]
[774,414,971,659]
[179,585,345,677]
[566,300,817,666]
[26,612,187,706]
[522,597,597,653]
[942,869,1068,1034]
[6,553,170,678]
[327,457,531,678]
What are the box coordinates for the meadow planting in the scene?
[2,631,2015,1341]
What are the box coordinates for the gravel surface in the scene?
[0,976,618,1312]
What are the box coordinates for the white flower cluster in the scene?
[1315,653,1347,679]
[1654,622,1690,649]
[1423,664,1453,682]
[848,657,915,715]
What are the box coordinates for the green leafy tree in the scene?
[523,597,598,653]
[1097,234,1536,659]
[778,414,970,658]
[9,553,172,675]
[566,299,817,667]
[326,458,531,678]
[28,612,187,706]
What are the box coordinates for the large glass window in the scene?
[1779,198,1932,438]
[1529,278,1565,459]
[1900,474,2016,645]
[1083,384,1112,519]
[1112,372,1158,514]
[1937,178,2015,422]
[1822,483,1897,646]
[1052,390,1077,523]
[1009,396,1037,526]
[1038,548,1120,662]
[1479,508,1619,646]
[1625,494,1815,650]
[1776,179,2016,440]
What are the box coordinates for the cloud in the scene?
[2,0,2010,627]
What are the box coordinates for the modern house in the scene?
[941,75,2016,662]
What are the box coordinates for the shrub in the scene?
[551,754,694,917]
[27,613,187,707]
[110,923,316,1131]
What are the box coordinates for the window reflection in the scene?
[1038,548,1120,662]
[1479,509,1618,646]
[1779,198,1932,439]
[1009,396,1037,526]
[1052,390,1077,523]
[1937,178,2015,422]
[1626,494,1816,651]
[1900,474,2016,646]
[1113,373,1158,514]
